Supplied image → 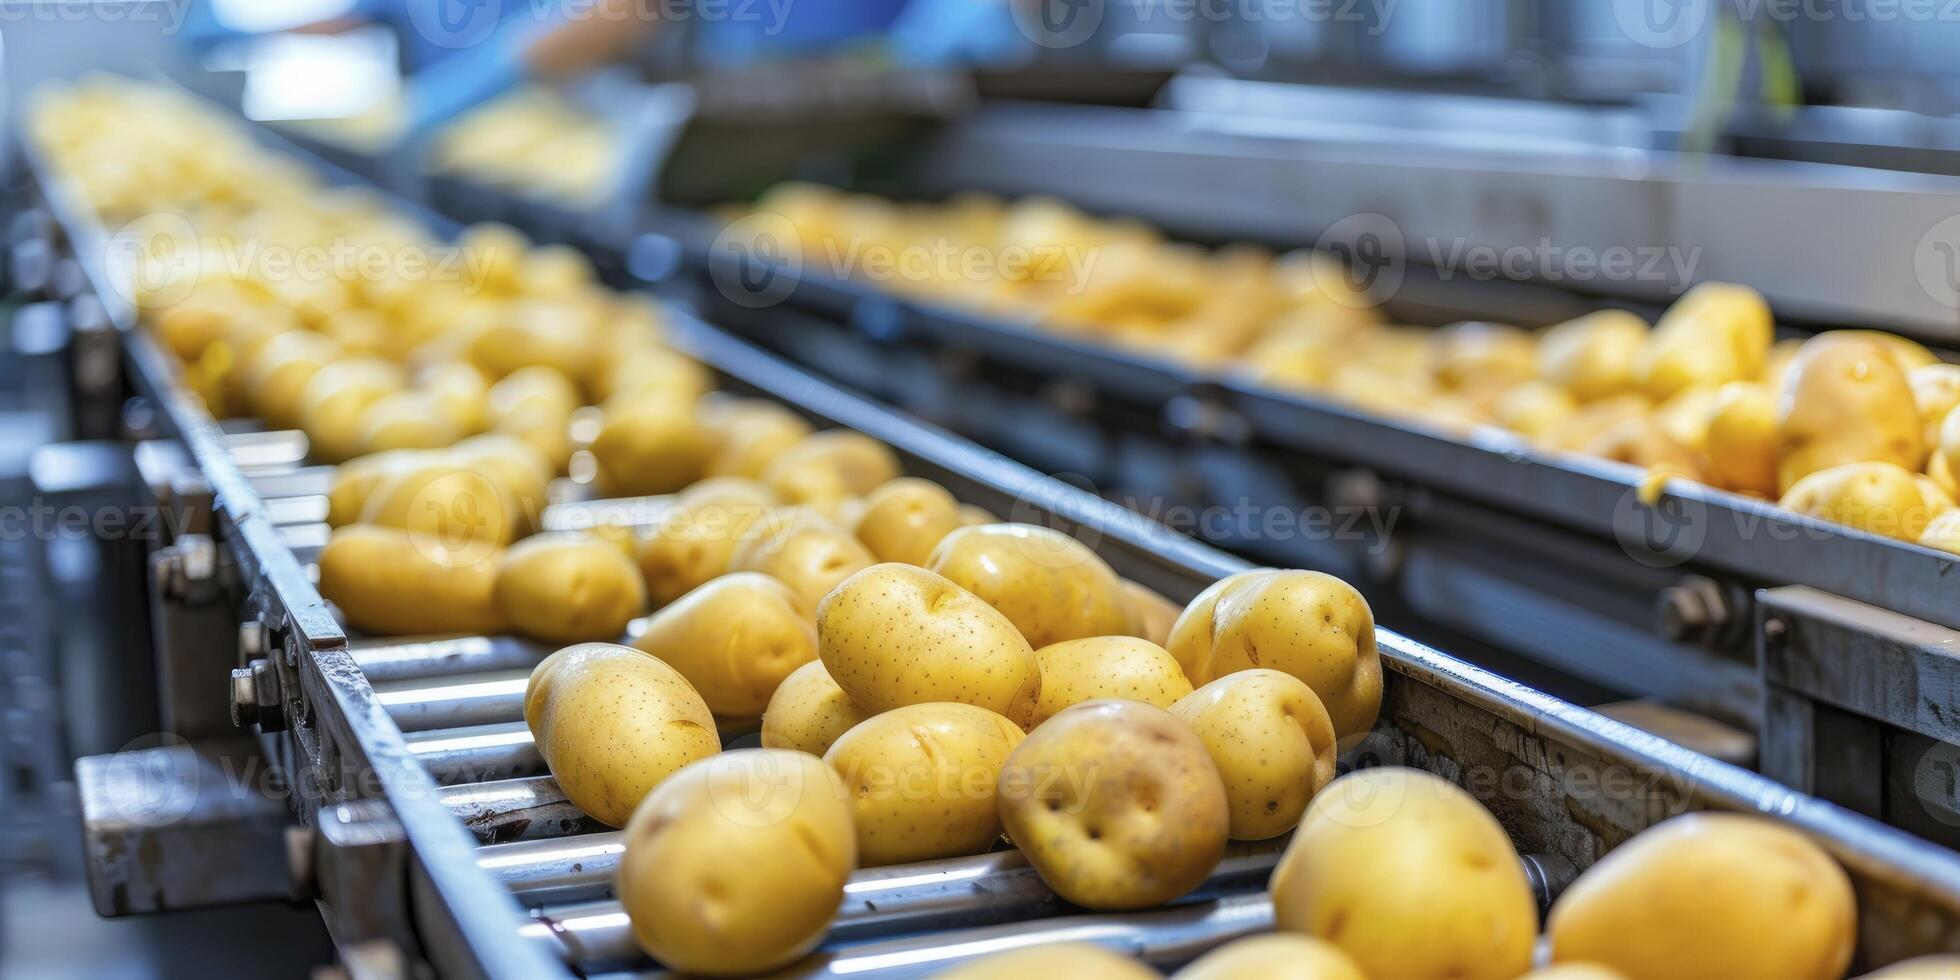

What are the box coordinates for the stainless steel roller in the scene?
[353,635,555,683]
[440,775,604,844]
[376,669,530,732]
[408,721,545,785]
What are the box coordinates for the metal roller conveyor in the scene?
[246,465,333,501]
[407,721,545,784]
[519,841,1291,971]
[352,635,556,683]
[375,669,530,732]
[260,495,327,528]
[221,430,310,472]
[480,832,627,900]
[440,776,605,844]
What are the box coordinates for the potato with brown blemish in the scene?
[1171,669,1337,840]
[927,523,1136,647]
[818,564,1040,726]
[633,572,815,718]
[761,660,872,757]
[523,642,719,828]
[1029,636,1192,728]
[730,509,875,613]
[495,533,647,644]
[1270,767,1537,980]
[852,477,964,565]
[997,699,1228,910]
[823,702,1025,865]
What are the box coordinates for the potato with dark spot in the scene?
[933,943,1159,979]
[1171,669,1336,840]
[824,702,1025,865]
[1170,570,1381,738]
[523,642,720,828]
[633,572,815,718]
[495,533,647,644]
[731,509,875,613]
[852,477,964,565]
[997,699,1228,910]
[927,523,1136,647]
[1171,934,1366,980]
[1547,812,1854,980]
[761,660,872,757]
[1270,767,1537,980]
[617,748,854,977]
[818,564,1039,726]
[1030,636,1192,727]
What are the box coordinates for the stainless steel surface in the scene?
[408,722,545,786]
[350,636,555,684]
[440,777,603,845]
[374,670,530,733]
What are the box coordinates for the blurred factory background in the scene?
[6,1,1960,977]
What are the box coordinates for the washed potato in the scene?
[591,399,714,497]
[1172,934,1367,980]
[636,480,778,606]
[326,448,432,527]
[468,298,603,382]
[1864,957,1960,978]
[1271,767,1537,980]
[1547,812,1855,980]
[298,357,407,462]
[243,329,342,428]
[594,344,713,405]
[316,525,506,636]
[1545,393,1654,454]
[617,749,854,977]
[763,430,902,504]
[731,510,875,612]
[1650,384,1723,452]
[1931,450,1960,499]
[818,563,1040,725]
[1777,332,1924,491]
[761,659,872,757]
[449,432,554,532]
[1848,329,1940,372]
[701,398,815,479]
[1582,415,1702,478]
[1701,382,1779,497]
[1634,282,1773,400]
[1523,968,1632,980]
[1779,462,1938,542]
[1173,570,1381,737]
[1430,321,1537,391]
[852,477,963,565]
[927,523,1136,647]
[957,503,999,527]
[1538,310,1648,401]
[1124,580,1180,646]
[357,390,462,453]
[1912,364,1960,452]
[1922,510,1960,555]
[495,533,647,644]
[998,699,1228,910]
[487,364,580,428]
[934,944,1159,980]
[1492,380,1578,442]
[524,642,719,827]
[824,702,1025,865]
[633,573,815,718]
[1030,636,1193,727]
[416,360,491,434]
[1171,669,1337,841]
[360,462,514,555]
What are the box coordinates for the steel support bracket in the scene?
[310,799,418,960]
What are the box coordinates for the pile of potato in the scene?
[742,185,1960,554]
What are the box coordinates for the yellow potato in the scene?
[593,344,713,405]
[1171,570,1381,738]
[242,329,342,428]
[700,398,814,478]
[449,432,556,532]
[762,430,902,504]
[819,563,1040,725]
[730,510,875,612]
[927,523,1136,647]
[1582,416,1703,479]
[633,572,815,718]
[1537,310,1648,401]
[1761,336,1806,391]
[1271,767,1537,980]
[1911,364,1960,452]
[358,390,463,453]
[761,659,872,757]
[636,491,779,607]
[524,642,719,828]
[1523,967,1632,980]
[1634,282,1773,400]
[1847,329,1939,372]
[416,360,491,435]
[1650,384,1723,453]
[1545,393,1654,454]
[591,398,714,498]
[1171,934,1367,980]
[1170,669,1336,840]
[359,463,514,555]
[326,448,436,527]
[997,699,1228,910]
[957,503,999,527]
[495,533,647,644]
[1030,636,1193,727]
[1701,381,1779,497]
[1931,450,1960,499]
[933,944,1160,980]
[1491,380,1578,442]
[298,357,407,462]
[824,702,1025,865]
[1777,332,1924,491]
[852,477,964,565]
[468,298,602,382]
[617,749,855,977]
[1864,956,1960,978]
[1430,321,1537,391]
[487,364,581,428]
[1779,462,1938,542]
[316,525,506,636]
[1124,580,1180,647]
[1547,812,1854,980]
[1922,510,1960,556]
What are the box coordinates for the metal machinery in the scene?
[26,87,1960,977]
